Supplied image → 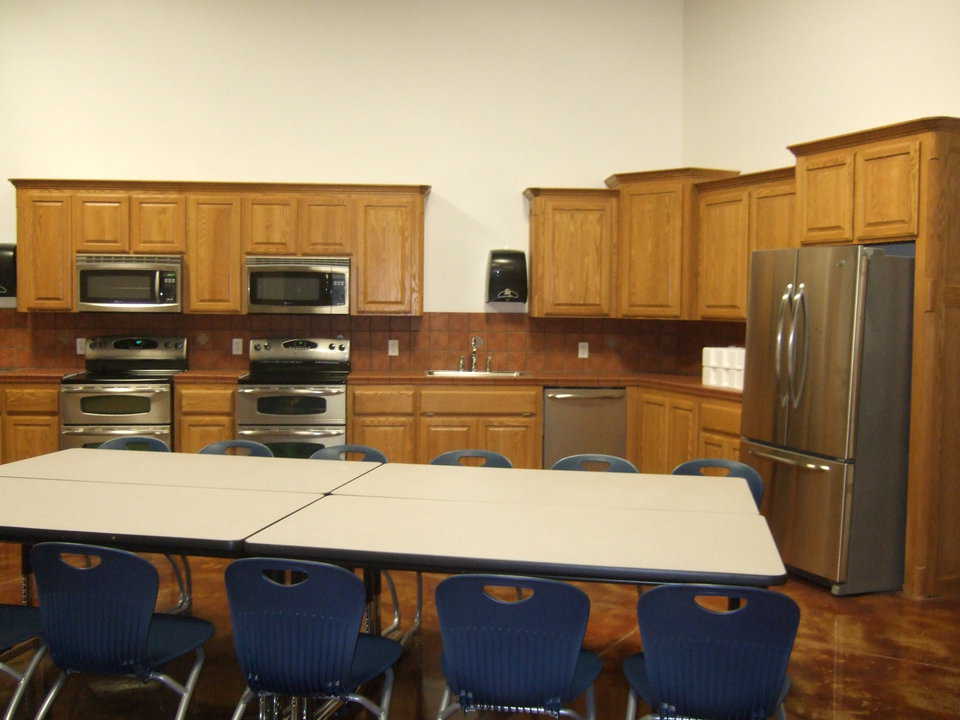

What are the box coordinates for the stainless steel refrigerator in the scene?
[740,244,914,595]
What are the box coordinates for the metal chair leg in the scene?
[1,643,46,720]
[231,688,255,720]
[624,690,637,720]
[399,571,424,646]
[34,670,68,720]
[382,571,402,636]
[163,554,193,614]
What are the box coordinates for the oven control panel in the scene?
[249,337,350,363]
[85,336,187,361]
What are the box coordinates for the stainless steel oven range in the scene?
[236,337,350,459]
[60,335,187,449]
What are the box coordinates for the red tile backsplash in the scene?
[0,311,745,376]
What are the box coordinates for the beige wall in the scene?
[0,0,685,312]
[683,0,960,171]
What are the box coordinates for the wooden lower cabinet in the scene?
[348,385,417,464]
[1,384,60,463]
[175,383,235,453]
[629,387,742,475]
[348,385,541,468]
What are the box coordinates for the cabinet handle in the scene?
[422,412,435,416]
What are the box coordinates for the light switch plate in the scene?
[231,338,244,355]
[387,339,399,356]
[578,342,589,359]
[76,337,86,355]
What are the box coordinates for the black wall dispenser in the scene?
[486,249,527,303]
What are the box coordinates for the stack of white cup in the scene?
[701,347,745,390]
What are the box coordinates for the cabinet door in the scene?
[17,191,74,310]
[797,151,854,245]
[698,430,740,462]
[417,416,475,464]
[532,195,615,317]
[73,193,130,252]
[697,189,749,320]
[750,182,796,252]
[2,415,59,463]
[353,194,422,315]
[619,183,685,318]
[636,391,669,473]
[243,194,299,254]
[300,195,352,255]
[350,415,417,464]
[665,395,698,472]
[131,194,186,253]
[176,416,233,453]
[186,195,243,312]
[478,415,539,469]
[854,139,920,242]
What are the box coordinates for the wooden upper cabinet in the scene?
[300,195,352,255]
[618,183,683,318]
[73,193,129,252]
[17,190,74,310]
[353,193,422,315]
[243,194,299,254]
[131,194,186,253]
[797,150,855,245]
[697,189,749,319]
[750,181,797,252]
[186,195,243,313]
[854,139,920,242]
[525,189,616,317]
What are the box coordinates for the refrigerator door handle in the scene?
[789,283,808,408]
[775,282,793,407]
[744,446,831,472]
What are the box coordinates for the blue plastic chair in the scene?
[623,584,799,720]
[672,458,764,508]
[435,574,602,720]
[309,444,387,462]
[225,558,402,720]
[30,543,213,720]
[430,449,512,468]
[551,453,639,473]
[200,439,274,457]
[0,604,46,720]
[99,435,171,452]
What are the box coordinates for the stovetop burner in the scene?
[63,335,188,383]
[240,337,351,385]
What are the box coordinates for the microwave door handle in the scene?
[154,271,161,304]
[775,282,793,407]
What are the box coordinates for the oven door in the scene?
[76,257,181,312]
[61,384,172,425]
[235,425,346,459]
[235,385,346,425]
[246,260,349,314]
[60,425,171,450]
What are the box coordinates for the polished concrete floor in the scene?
[1,545,959,719]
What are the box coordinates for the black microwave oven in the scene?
[245,256,350,314]
[0,243,15,308]
[75,254,181,312]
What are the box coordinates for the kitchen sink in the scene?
[426,370,524,377]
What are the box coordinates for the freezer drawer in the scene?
[542,388,626,468]
[742,441,853,585]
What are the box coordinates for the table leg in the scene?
[20,543,33,606]
[362,568,382,635]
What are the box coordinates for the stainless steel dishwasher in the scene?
[542,387,627,468]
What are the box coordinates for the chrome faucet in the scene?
[470,336,482,372]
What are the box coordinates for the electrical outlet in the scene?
[387,339,399,356]
[76,337,86,355]
[578,342,589,359]
[231,338,244,355]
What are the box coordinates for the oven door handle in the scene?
[61,427,169,436]
[237,428,345,438]
[61,385,169,394]
[236,387,345,395]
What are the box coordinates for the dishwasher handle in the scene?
[545,389,625,401]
